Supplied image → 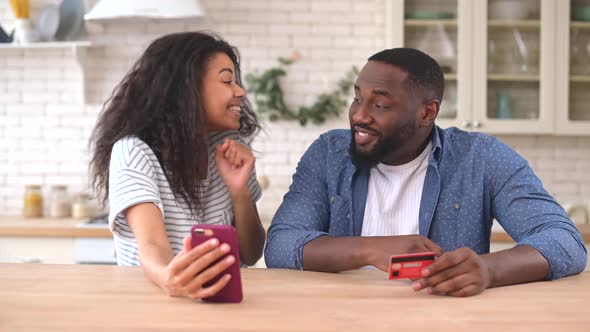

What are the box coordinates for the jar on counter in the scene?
[23,185,43,218]
[48,185,71,218]
[71,192,92,219]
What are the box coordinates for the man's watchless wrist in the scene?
[358,238,377,268]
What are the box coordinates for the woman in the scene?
[89,32,266,300]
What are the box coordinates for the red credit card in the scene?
[388,252,436,280]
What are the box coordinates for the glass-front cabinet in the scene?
[556,0,590,135]
[387,0,471,131]
[472,0,554,134]
[387,0,589,135]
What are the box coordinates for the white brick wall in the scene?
[0,0,589,221]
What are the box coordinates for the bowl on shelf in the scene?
[36,4,60,41]
[573,6,590,22]
[489,0,530,20]
[406,12,454,20]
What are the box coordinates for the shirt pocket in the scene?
[328,194,350,235]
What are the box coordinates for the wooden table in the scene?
[0,264,588,331]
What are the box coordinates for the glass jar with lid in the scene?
[23,185,43,218]
[48,185,71,218]
[71,192,92,219]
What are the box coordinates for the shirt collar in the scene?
[429,125,443,166]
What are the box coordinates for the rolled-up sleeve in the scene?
[264,137,333,269]
[489,142,587,280]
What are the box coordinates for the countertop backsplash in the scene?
[0,0,589,218]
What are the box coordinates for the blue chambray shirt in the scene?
[264,126,587,279]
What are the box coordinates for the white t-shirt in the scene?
[108,132,261,266]
[361,142,432,237]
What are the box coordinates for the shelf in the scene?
[570,75,590,83]
[404,19,457,28]
[0,41,92,48]
[488,19,540,29]
[0,41,92,50]
[487,73,539,82]
[571,21,590,29]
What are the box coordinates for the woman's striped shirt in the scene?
[107,131,261,266]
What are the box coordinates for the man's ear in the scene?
[419,100,440,127]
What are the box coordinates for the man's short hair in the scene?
[368,48,444,103]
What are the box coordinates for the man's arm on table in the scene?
[303,235,443,272]
[264,137,332,270]
[415,141,587,296]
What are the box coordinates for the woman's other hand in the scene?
[215,138,255,195]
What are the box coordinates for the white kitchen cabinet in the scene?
[0,236,117,264]
[555,0,590,135]
[387,0,472,131]
[386,0,588,135]
[0,236,116,264]
[0,237,74,264]
[471,0,555,134]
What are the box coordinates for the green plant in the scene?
[245,57,358,126]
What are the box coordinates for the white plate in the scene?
[36,5,60,41]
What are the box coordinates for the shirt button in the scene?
[455,203,461,210]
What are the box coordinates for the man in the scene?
[264,48,587,297]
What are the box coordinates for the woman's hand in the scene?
[161,237,235,300]
[215,138,255,195]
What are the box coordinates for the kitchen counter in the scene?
[0,263,588,331]
[0,215,589,241]
[0,216,112,238]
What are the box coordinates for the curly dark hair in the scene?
[89,31,260,213]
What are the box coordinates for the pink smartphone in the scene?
[190,224,243,303]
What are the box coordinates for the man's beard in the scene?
[349,133,391,168]
[348,123,415,168]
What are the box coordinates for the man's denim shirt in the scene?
[264,126,587,279]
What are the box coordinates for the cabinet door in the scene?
[0,237,74,264]
[472,0,555,134]
[387,0,472,130]
[556,0,590,135]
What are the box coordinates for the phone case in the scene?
[190,224,243,303]
[388,252,436,280]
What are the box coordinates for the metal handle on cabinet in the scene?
[472,120,481,129]
[20,257,42,264]
[461,120,471,129]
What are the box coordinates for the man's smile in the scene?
[353,125,379,146]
